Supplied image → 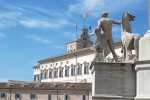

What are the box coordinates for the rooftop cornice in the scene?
[38,40,121,64]
[0,82,92,91]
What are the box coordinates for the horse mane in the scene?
[121,12,126,32]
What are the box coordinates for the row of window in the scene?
[34,66,89,81]
[0,93,35,99]
[0,93,86,100]
[0,93,50,99]
[41,61,69,68]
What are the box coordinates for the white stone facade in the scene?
[33,41,122,83]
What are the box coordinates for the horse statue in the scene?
[121,12,142,62]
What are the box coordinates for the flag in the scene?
[84,11,88,18]
[89,26,91,31]
[76,24,77,29]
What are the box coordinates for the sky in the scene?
[0,0,148,82]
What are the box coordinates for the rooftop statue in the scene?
[92,12,121,62]
[121,12,142,62]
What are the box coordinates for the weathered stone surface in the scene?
[139,35,150,61]
[90,62,136,100]
[135,61,150,100]
[121,12,142,63]
[92,12,121,62]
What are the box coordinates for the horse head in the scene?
[127,12,135,21]
[122,12,135,33]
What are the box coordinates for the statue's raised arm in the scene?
[92,12,121,62]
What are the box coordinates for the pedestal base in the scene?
[136,30,150,99]
[134,97,150,100]
[90,62,136,100]
[92,94,134,100]
[135,61,150,100]
[139,31,150,60]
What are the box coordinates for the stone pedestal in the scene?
[90,62,136,100]
[134,33,150,100]
[139,33,150,61]
[134,61,150,100]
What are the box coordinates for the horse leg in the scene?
[125,48,132,62]
[122,46,126,62]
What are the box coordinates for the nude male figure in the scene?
[95,12,121,61]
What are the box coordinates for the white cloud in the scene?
[0,79,8,82]
[0,11,22,20]
[3,5,30,14]
[0,33,6,38]
[20,18,74,29]
[0,11,22,28]
[18,4,64,18]
[0,4,73,29]
[20,19,52,29]
[67,0,105,14]
[67,0,144,16]
[25,34,52,44]
[0,20,17,29]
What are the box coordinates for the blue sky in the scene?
[0,0,148,82]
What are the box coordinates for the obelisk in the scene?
[148,0,150,32]
[135,0,150,100]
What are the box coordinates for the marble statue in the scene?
[121,12,142,62]
[92,12,121,62]
[92,28,110,62]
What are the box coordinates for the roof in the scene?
[33,65,40,68]
[0,81,91,91]
[38,46,93,64]
[38,40,122,64]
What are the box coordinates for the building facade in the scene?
[33,28,122,83]
[0,80,92,100]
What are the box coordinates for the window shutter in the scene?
[82,95,86,100]
[33,94,36,99]
[30,94,32,99]
[18,94,20,99]
[15,94,17,99]
[84,66,86,74]
[64,94,68,100]
[2,93,5,98]
[48,94,51,100]
[64,95,65,100]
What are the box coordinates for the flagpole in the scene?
[76,24,78,40]
[83,11,88,28]
[89,26,92,40]
[83,18,85,28]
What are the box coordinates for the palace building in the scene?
[33,28,122,83]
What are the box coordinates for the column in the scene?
[135,1,150,99]
[148,0,150,30]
